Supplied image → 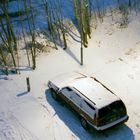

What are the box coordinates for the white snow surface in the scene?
[1,12,140,140]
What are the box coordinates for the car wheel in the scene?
[51,89,57,100]
[80,117,88,129]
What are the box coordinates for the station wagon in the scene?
[48,72,129,131]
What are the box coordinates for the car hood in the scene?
[49,72,86,89]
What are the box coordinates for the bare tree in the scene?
[23,0,36,70]
[18,0,31,67]
[117,0,129,28]
[43,0,68,50]
[0,44,8,75]
[72,0,91,65]
[0,3,18,73]
[43,0,58,50]
[55,0,68,50]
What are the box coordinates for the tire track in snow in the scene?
[40,103,78,140]
[0,112,38,140]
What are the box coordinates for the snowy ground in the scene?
[0,11,140,140]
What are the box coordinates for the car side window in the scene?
[70,91,82,107]
[61,87,72,99]
[65,87,72,91]
[81,99,95,118]
[61,87,82,106]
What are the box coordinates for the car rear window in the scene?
[98,100,127,126]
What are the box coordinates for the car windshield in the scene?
[98,100,127,126]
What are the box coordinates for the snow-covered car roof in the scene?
[70,77,120,109]
[50,72,120,109]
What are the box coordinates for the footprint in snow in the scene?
[128,74,134,79]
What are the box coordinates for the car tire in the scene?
[80,117,88,129]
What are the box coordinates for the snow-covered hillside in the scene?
[0,10,140,140]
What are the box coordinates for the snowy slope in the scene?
[0,11,140,140]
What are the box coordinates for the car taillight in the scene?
[96,119,105,126]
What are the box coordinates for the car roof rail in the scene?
[74,71,87,77]
[90,76,115,95]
